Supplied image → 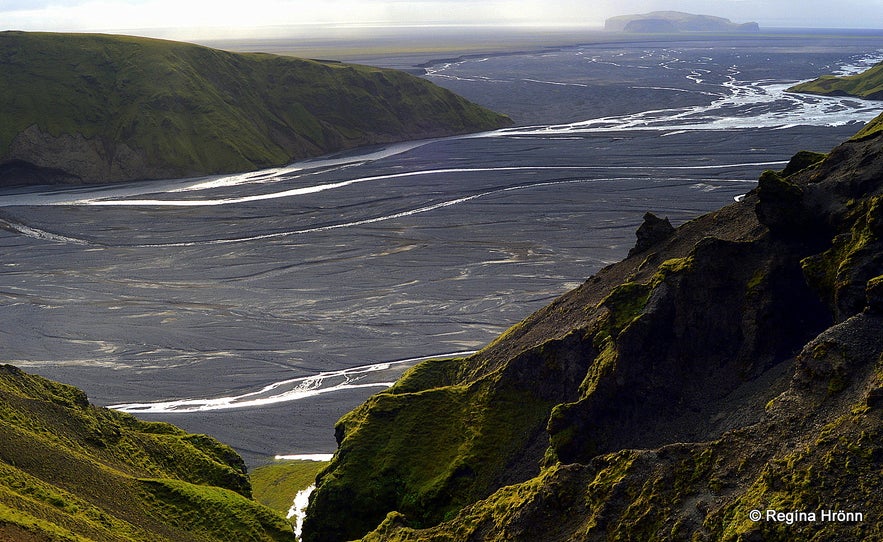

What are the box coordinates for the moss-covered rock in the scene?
[801,195,883,320]
[781,150,827,177]
[754,169,817,236]
[304,355,565,541]
[305,114,883,541]
[351,308,883,542]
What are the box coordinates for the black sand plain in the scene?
[2,29,883,466]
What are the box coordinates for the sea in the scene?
[2,30,883,466]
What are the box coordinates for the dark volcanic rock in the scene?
[867,275,883,314]
[754,169,820,237]
[0,158,83,186]
[628,212,675,257]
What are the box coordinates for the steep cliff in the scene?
[0,364,294,541]
[304,117,883,541]
[0,31,512,186]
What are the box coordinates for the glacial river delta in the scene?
[2,29,883,465]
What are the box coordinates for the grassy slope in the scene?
[251,461,328,516]
[788,62,883,139]
[789,62,883,102]
[0,31,511,183]
[305,350,563,540]
[0,364,293,541]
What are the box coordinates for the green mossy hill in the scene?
[0,31,512,186]
[304,114,883,541]
[0,364,294,541]
[789,60,883,104]
[788,62,883,139]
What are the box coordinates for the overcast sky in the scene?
[1,0,880,39]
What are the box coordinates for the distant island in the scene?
[605,11,760,33]
[0,32,512,186]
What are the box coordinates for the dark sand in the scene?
[2,30,883,467]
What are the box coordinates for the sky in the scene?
[1,0,880,40]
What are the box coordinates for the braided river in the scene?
[2,32,883,464]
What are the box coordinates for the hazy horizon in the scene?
[2,1,880,41]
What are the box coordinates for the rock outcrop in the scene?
[304,115,883,541]
[628,212,675,257]
[0,31,512,186]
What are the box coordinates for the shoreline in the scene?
[197,26,883,72]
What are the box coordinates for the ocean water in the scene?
[2,33,882,464]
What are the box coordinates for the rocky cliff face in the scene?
[304,118,883,541]
[4,124,154,184]
[0,31,512,186]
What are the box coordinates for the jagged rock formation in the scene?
[628,212,675,257]
[304,117,883,541]
[605,12,759,33]
[0,31,512,186]
[0,365,294,541]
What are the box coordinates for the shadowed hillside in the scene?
[304,114,883,541]
[0,31,511,186]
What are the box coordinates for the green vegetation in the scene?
[599,281,653,336]
[251,461,328,515]
[306,376,554,540]
[350,357,883,542]
[788,62,883,101]
[780,150,827,177]
[854,112,883,139]
[716,408,881,541]
[140,479,292,541]
[0,364,293,541]
[788,63,883,139]
[0,31,511,184]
